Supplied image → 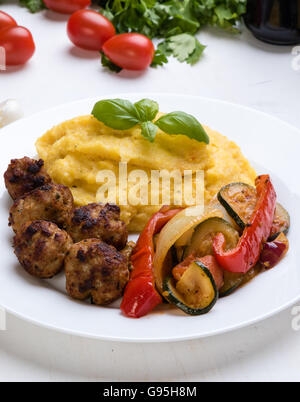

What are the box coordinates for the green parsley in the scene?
[19,0,45,13]
[157,33,206,65]
[98,0,247,69]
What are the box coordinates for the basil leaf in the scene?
[91,97,210,144]
[141,121,158,143]
[134,99,159,122]
[156,111,209,144]
[92,99,139,130]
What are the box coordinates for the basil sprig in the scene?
[92,98,209,144]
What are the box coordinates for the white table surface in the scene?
[1,2,300,382]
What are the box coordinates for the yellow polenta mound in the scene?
[36,114,256,232]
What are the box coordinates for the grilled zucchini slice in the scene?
[269,203,290,241]
[220,265,262,297]
[163,261,218,315]
[218,183,257,231]
[184,217,239,259]
[219,271,244,297]
[218,183,290,240]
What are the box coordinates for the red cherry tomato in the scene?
[67,10,115,50]
[0,26,35,66]
[102,33,155,71]
[0,11,17,33]
[44,0,91,14]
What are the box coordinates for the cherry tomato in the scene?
[0,11,17,33]
[102,33,155,71]
[0,26,35,66]
[67,10,115,50]
[44,0,91,14]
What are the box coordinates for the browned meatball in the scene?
[68,203,128,250]
[9,183,74,233]
[120,241,135,269]
[4,157,52,200]
[14,220,73,279]
[65,239,129,305]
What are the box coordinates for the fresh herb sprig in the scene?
[91,98,209,144]
[99,0,247,69]
[17,0,247,69]
[19,0,45,12]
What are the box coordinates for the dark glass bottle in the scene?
[244,0,300,45]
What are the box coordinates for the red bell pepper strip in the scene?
[121,206,182,318]
[213,175,276,274]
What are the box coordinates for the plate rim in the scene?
[1,290,298,343]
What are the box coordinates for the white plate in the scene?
[0,93,299,343]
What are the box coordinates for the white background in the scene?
[1,1,300,382]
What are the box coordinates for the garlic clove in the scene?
[0,99,23,128]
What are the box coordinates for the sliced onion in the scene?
[260,232,289,269]
[154,206,223,294]
[172,198,235,249]
[175,227,194,247]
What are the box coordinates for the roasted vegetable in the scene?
[213,175,277,274]
[172,254,224,290]
[219,265,261,297]
[218,182,290,240]
[184,217,239,258]
[269,203,290,241]
[154,207,223,295]
[260,232,289,269]
[163,260,218,315]
[219,271,244,297]
[207,195,240,230]
[120,206,182,318]
[217,182,257,231]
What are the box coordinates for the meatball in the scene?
[65,239,129,305]
[68,203,128,250]
[13,220,73,279]
[120,241,135,268]
[9,183,74,233]
[4,157,52,200]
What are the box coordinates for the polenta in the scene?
[36,114,256,232]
